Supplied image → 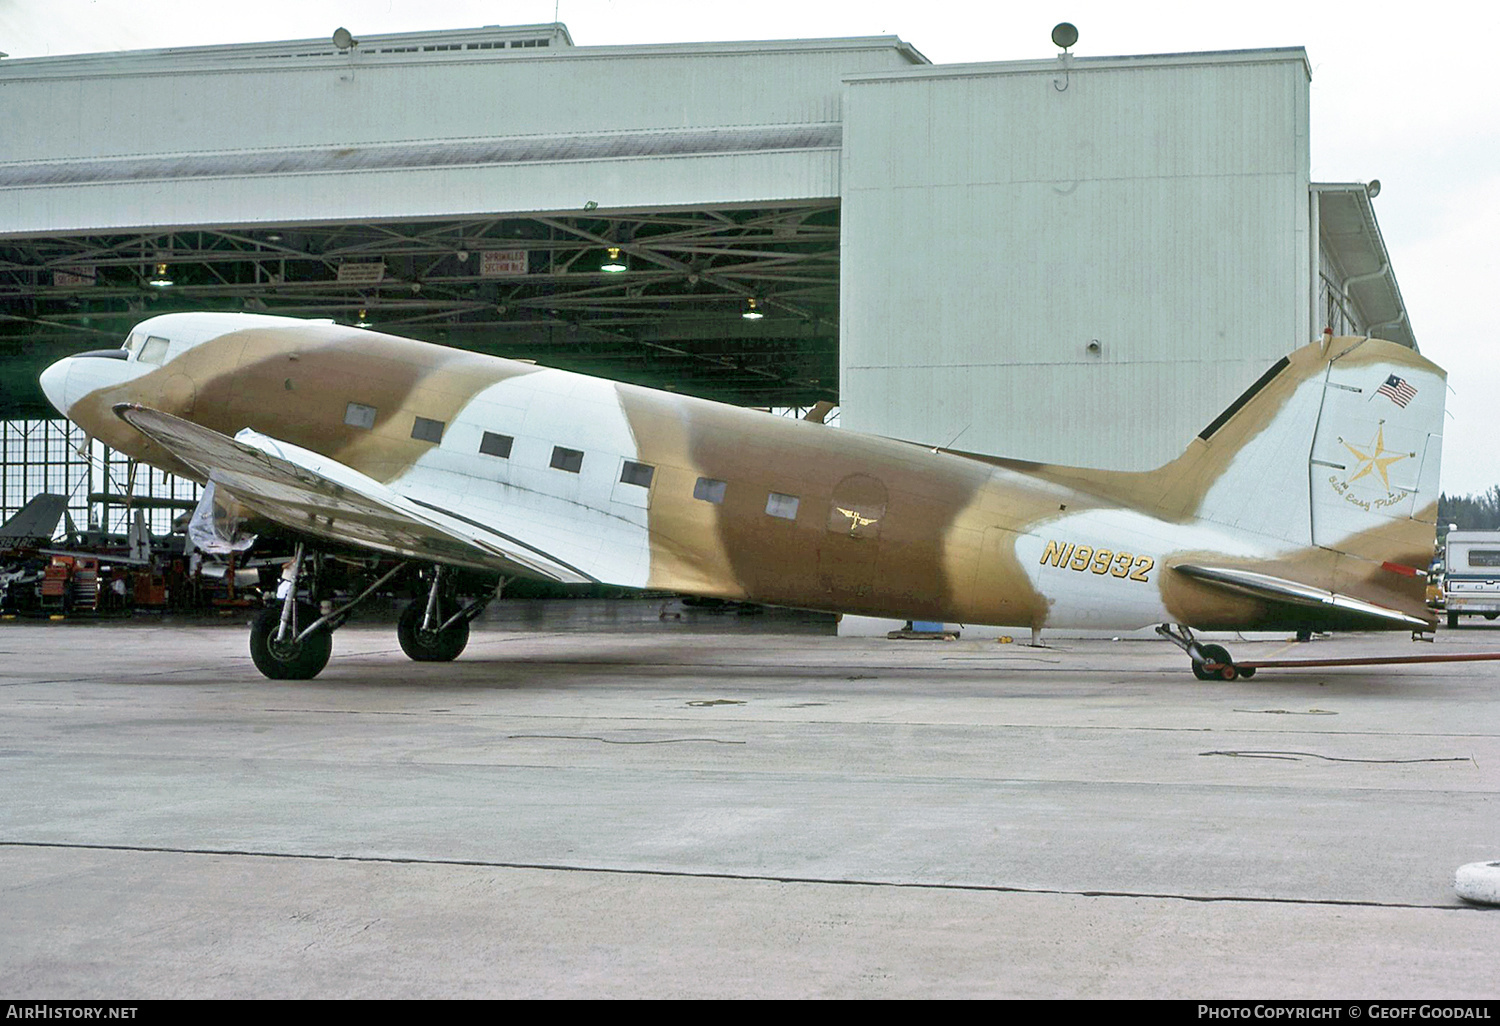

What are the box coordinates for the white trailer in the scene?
[1444,531,1500,628]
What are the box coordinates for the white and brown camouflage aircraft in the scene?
[40,313,1445,680]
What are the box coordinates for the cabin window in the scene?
[344,402,377,429]
[620,461,655,488]
[479,431,513,458]
[411,416,445,444]
[550,446,584,473]
[765,492,800,520]
[1471,550,1500,568]
[138,336,170,365]
[694,477,726,504]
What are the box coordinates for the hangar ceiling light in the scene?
[600,247,627,273]
[147,263,173,288]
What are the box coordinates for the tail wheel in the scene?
[1192,643,1237,681]
[1449,612,1460,629]
[398,598,470,662]
[249,603,332,680]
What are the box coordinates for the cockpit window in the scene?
[121,332,141,354]
[138,336,170,365]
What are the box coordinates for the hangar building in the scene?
[0,23,1413,536]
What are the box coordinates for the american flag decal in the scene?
[1375,374,1418,408]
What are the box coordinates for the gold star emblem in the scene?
[1341,426,1410,491]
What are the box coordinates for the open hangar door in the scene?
[0,202,841,532]
[0,200,841,416]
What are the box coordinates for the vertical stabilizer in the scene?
[976,336,1447,576]
[1180,336,1444,569]
[909,334,1445,625]
[0,493,70,546]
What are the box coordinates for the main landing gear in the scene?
[1155,623,1256,681]
[248,545,502,680]
[397,567,477,662]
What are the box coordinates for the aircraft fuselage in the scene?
[41,313,1440,634]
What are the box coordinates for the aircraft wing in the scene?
[113,403,592,582]
[1172,564,1430,630]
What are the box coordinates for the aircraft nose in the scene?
[39,356,75,416]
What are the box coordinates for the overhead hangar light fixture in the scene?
[601,247,627,273]
[1052,22,1078,51]
[355,308,372,327]
[147,263,173,288]
[742,298,765,321]
[1367,179,1382,199]
[332,27,358,51]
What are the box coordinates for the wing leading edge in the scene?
[113,403,593,582]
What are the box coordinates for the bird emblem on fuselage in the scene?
[836,506,879,534]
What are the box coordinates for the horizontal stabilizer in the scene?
[113,403,590,582]
[1172,564,1430,630]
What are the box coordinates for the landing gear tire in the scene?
[1192,643,1237,681]
[398,599,470,662]
[1449,611,1460,629]
[250,603,332,680]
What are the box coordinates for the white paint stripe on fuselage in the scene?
[1015,507,1274,629]
[392,366,653,588]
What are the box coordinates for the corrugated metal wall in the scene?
[839,50,1312,470]
[0,35,919,233]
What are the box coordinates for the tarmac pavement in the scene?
[2,602,1497,998]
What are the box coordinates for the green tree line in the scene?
[1439,487,1500,531]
